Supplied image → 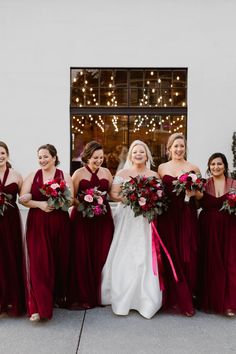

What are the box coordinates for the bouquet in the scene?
[40,178,71,211]
[220,189,236,215]
[120,175,167,223]
[78,187,107,218]
[0,192,14,216]
[172,171,206,203]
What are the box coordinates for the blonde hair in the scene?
[166,133,187,160]
[123,140,154,169]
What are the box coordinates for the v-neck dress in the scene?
[25,168,71,319]
[0,167,25,316]
[197,177,236,313]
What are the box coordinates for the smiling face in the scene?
[0,146,8,168]
[87,149,104,171]
[209,157,225,177]
[38,148,56,170]
[169,138,186,160]
[131,144,147,166]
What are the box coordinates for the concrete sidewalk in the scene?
[1,210,236,354]
[1,307,236,354]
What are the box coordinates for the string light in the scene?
[71,69,187,137]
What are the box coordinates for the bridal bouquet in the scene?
[78,187,107,218]
[40,178,71,211]
[172,171,206,202]
[220,189,236,215]
[0,192,14,216]
[120,175,167,222]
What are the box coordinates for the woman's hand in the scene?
[185,189,196,198]
[39,201,55,213]
[18,193,32,204]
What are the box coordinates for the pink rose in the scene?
[84,194,93,203]
[157,190,163,198]
[97,196,103,205]
[94,205,102,215]
[86,188,94,195]
[51,189,58,197]
[138,197,146,206]
[179,173,188,183]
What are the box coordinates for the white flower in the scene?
[50,183,60,189]
[188,173,197,182]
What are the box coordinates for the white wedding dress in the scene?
[101,177,162,319]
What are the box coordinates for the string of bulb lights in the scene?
[71,68,187,136]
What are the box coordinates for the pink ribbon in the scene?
[151,221,178,290]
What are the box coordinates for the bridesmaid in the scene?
[67,141,114,309]
[20,144,73,322]
[0,141,25,316]
[197,153,236,316]
[157,133,201,316]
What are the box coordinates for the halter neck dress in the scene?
[67,165,114,309]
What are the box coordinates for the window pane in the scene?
[129,114,187,165]
[71,114,129,175]
[70,68,188,173]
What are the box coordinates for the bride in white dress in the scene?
[101,140,162,319]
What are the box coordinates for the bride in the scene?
[101,140,162,319]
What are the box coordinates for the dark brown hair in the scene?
[0,141,12,168]
[37,144,60,166]
[207,152,229,177]
[81,141,103,163]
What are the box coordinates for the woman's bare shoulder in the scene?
[72,166,86,177]
[187,162,200,173]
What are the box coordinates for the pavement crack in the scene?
[76,310,86,353]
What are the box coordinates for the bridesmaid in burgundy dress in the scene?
[20,144,73,322]
[197,153,236,316]
[0,141,25,316]
[157,133,201,316]
[67,141,114,309]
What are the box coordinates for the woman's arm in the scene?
[110,183,123,202]
[19,172,54,212]
[72,170,81,207]
[63,171,74,206]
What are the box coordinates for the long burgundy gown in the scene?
[0,168,25,316]
[67,166,114,309]
[156,175,198,315]
[197,177,236,314]
[25,169,71,319]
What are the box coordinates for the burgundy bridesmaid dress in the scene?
[67,166,114,309]
[0,168,25,316]
[156,175,198,315]
[197,178,236,314]
[25,169,71,319]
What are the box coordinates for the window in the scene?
[70,68,187,174]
